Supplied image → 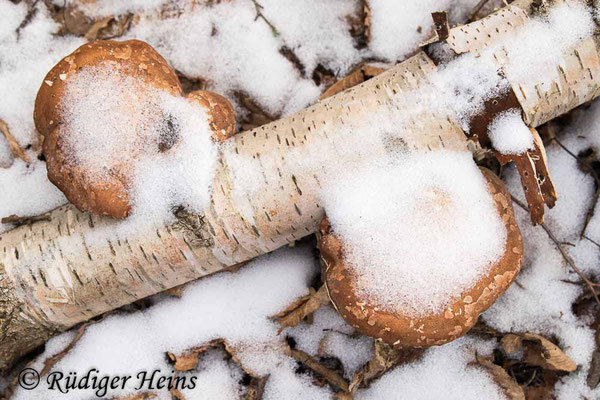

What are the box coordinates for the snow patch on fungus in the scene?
[320,151,507,317]
[59,65,217,226]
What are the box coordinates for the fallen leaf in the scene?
[319,65,385,100]
[587,346,600,388]
[244,374,269,400]
[349,340,423,392]
[85,14,134,40]
[169,351,200,371]
[476,353,526,400]
[271,286,330,333]
[83,16,113,40]
[500,333,577,372]
[0,119,30,164]
[164,285,185,298]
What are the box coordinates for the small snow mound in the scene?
[488,109,534,155]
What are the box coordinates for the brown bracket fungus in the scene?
[34,40,236,219]
[318,168,523,347]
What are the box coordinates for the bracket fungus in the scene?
[34,40,236,218]
[318,167,523,347]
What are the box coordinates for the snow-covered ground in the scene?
[1,0,599,399]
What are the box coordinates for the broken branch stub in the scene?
[1,0,599,372]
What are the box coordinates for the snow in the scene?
[488,109,534,155]
[260,0,361,76]
[0,1,82,232]
[356,337,505,400]
[126,1,308,117]
[321,151,507,316]
[52,0,171,18]
[11,246,331,400]
[502,2,595,87]
[2,0,600,399]
[367,0,482,61]
[482,123,600,399]
[0,160,66,233]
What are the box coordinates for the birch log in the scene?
[1,0,599,371]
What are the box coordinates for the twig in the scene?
[250,0,279,37]
[1,213,50,227]
[0,119,31,163]
[511,195,600,305]
[584,234,600,249]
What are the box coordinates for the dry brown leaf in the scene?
[500,333,577,372]
[0,119,30,164]
[169,351,200,371]
[271,286,330,333]
[84,16,113,40]
[165,285,185,298]
[349,340,423,392]
[319,65,386,100]
[244,374,269,400]
[168,340,220,372]
[287,346,350,393]
[587,347,600,388]
[84,14,134,40]
[363,0,371,43]
[476,353,526,400]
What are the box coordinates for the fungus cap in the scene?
[318,167,523,347]
[34,40,236,218]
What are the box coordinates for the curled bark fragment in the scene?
[432,11,450,41]
[319,65,385,100]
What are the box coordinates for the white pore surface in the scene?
[321,151,507,316]
[59,65,217,224]
[488,109,534,155]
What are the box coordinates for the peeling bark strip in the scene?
[1,0,600,371]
